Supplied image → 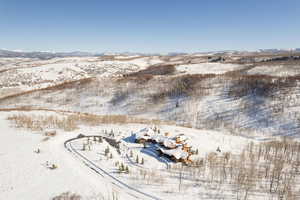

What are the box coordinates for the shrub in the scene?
[51,192,81,200]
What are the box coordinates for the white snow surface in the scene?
[176,63,243,75]
[0,110,254,200]
[247,65,300,76]
[0,112,130,200]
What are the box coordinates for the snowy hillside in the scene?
[0,56,163,98]
[176,63,244,75]
[0,111,254,200]
[1,52,300,199]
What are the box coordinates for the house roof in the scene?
[159,147,189,160]
[135,128,155,140]
[135,128,192,150]
[152,135,165,143]
[175,134,188,141]
[163,139,177,149]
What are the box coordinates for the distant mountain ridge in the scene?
[0,49,102,59]
[258,48,300,53]
[1,48,300,59]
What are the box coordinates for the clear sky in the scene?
[1,0,300,53]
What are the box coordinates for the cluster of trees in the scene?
[129,150,144,165]
[169,138,300,199]
[115,161,129,173]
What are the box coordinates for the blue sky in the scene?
[0,0,299,53]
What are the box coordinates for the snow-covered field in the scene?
[176,63,244,75]
[247,65,300,77]
[0,112,121,200]
[0,110,254,200]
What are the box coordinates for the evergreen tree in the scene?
[136,155,139,163]
[130,150,133,157]
[120,163,125,172]
[104,146,110,156]
[141,158,144,165]
[119,164,123,172]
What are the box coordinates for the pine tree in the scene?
[125,166,129,173]
[136,155,139,163]
[130,150,133,157]
[195,149,199,155]
[110,153,113,159]
[141,158,144,165]
[120,163,124,172]
[104,146,110,156]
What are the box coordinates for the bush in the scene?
[51,192,81,200]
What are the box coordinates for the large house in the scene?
[134,128,194,164]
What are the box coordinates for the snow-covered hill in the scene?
[0,111,253,200]
[1,52,300,199]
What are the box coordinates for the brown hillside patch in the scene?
[224,74,299,98]
[151,74,216,102]
[127,64,176,76]
[0,77,94,103]
[118,74,153,84]
[4,107,176,131]
[7,114,77,131]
